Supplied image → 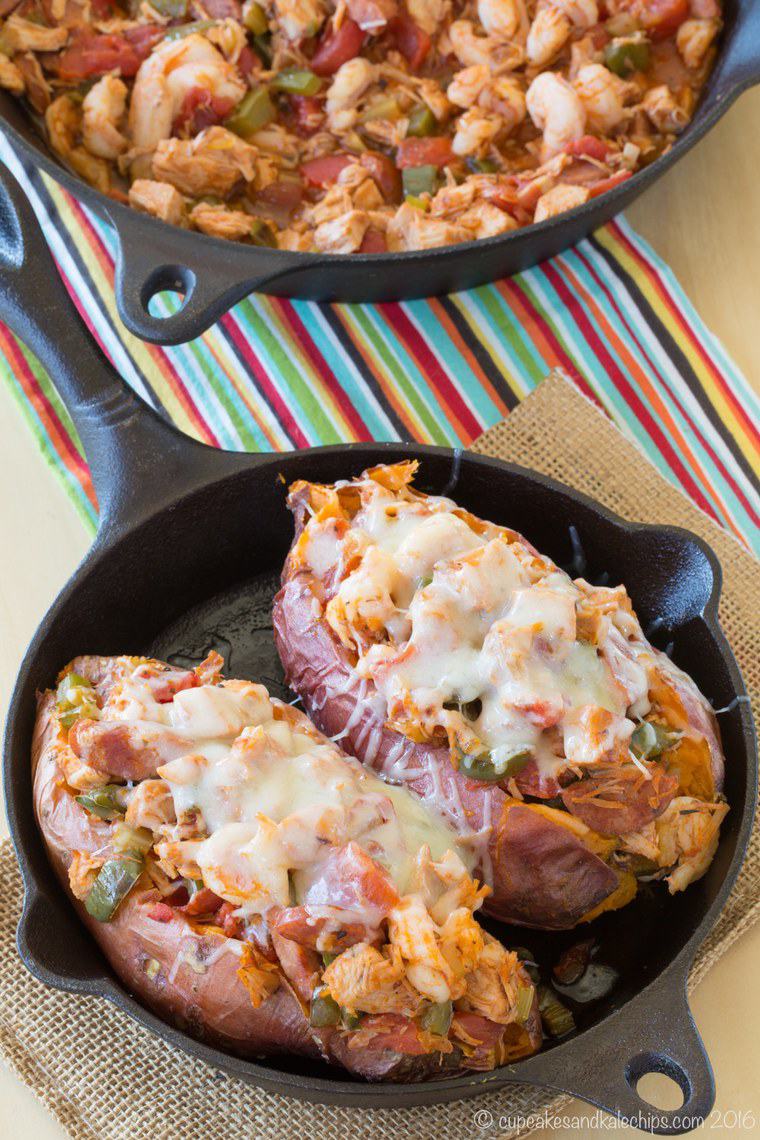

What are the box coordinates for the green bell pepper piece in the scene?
[407,104,436,138]
[604,36,650,77]
[310,985,341,1027]
[458,747,531,783]
[402,164,437,198]
[225,87,276,137]
[85,856,143,922]
[630,721,680,760]
[75,785,127,821]
[418,999,452,1036]
[272,68,321,95]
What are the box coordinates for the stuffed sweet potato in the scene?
[33,651,542,1079]
[273,462,729,930]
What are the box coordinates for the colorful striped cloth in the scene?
[1,136,758,553]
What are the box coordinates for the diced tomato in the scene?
[360,151,402,202]
[183,887,224,916]
[252,179,304,225]
[301,153,354,186]
[452,1012,505,1048]
[146,902,174,923]
[304,842,401,916]
[587,21,610,49]
[52,27,162,81]
[163,882,190,907]
[389,9,430,70]
[271,905,372,951]
[359,226,388,253]
[362,1014,429,1054]
[174,87,236,135]
[588,170,633,198]
[346,0,397,27]
[311,17,365,76]
[565,135,612,162]
[395,136,453,169]
[623,0,689,39]
[237,44,260,82]
[218,901,245,938]
[514,758,562,800]
[291,94,325,136]
[146,667,199,703]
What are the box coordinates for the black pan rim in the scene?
[5,441,757,1107]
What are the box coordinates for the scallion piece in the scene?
[538,985,575,1037]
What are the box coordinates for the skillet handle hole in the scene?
[627,1051,689,1110]
[140,265,196,319]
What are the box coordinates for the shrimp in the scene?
[526,71,586,160]
[654,797,728,892]
[533,182,589,222]
[447,19,522,70]
[641,84,689,133]
[573,62,629,133]
[407,0,449,35]
[448,67,525,133]
[476,0,527,41]
[326,57,379,131]
[676,18,719,69]
[129,179,187,225]
[82,75,128,161]
[527,0,598,67]
[0,52,24,95]
[151,126,260,198]
[125,778,176,832]
[452,106,501,157]
[45,95,111,193]
[273,0,325,41]
[447,64,489,109]
[388,896,457,1002]
[128,33,246,153]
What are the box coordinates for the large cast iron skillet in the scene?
[0,0,758,344]
[0,165,755,1134]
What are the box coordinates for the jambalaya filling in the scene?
[0,0,721,251]
[287,462,728,897]
[53,651,541,1065]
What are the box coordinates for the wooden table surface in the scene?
[1,86,758,1140]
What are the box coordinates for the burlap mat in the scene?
[0,372,757,1140]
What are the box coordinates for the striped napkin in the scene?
[1,136,757,552]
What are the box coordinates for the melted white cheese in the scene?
[325,488,651,782]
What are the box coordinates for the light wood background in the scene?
[0,85,758,1139]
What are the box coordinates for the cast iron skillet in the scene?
[0,164,755,1134]
[0,0,758,344]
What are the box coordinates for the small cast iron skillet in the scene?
[0,0,758,344]
[0,165,755,1134]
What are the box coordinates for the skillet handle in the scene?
[0,162,230,532]
[551,968,714,1136]
[110,206,324,346]
[717,0,760,94]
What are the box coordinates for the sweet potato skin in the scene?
[273,577,620,931]
[30,690,467,1081]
